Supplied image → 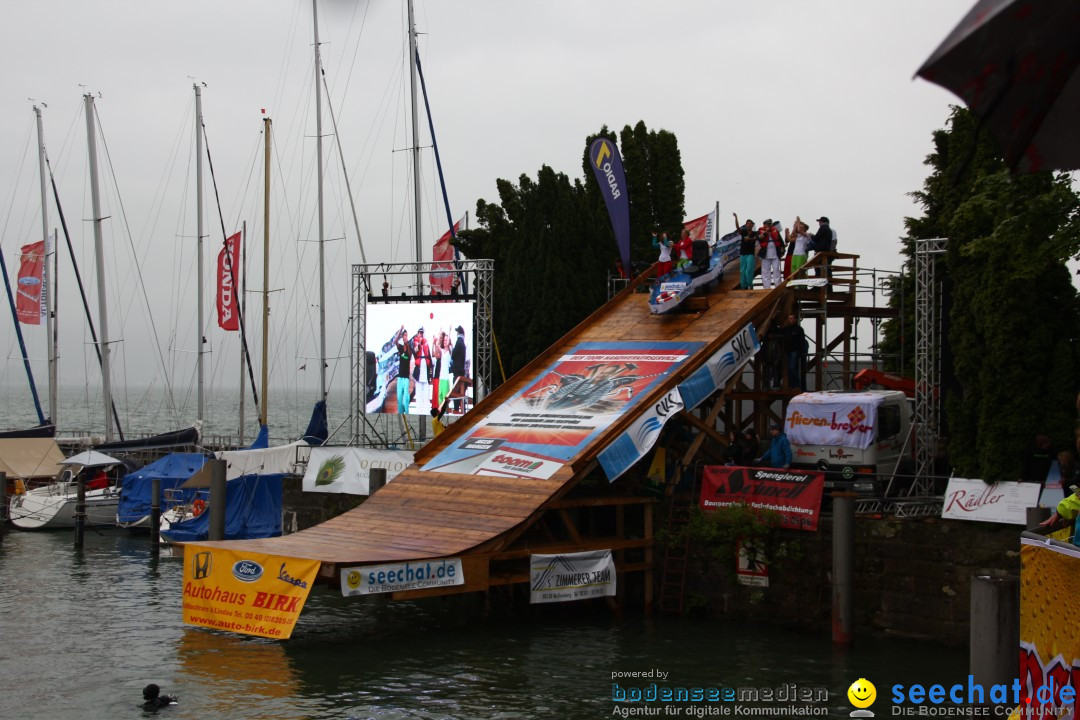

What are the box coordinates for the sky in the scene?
[0,0,990,434]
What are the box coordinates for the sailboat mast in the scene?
[407,0,423,294]
[84,94,113,442]
[260,116,271,428]
[195,84,206,423]
[313,0,327,402]
[34,106,57,426]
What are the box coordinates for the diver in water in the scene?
[141,684,177,711]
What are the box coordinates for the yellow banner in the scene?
[182,544,320,640]
[1014,537,1080,718]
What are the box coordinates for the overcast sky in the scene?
[0,0,989,433]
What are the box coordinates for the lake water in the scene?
[0,529,971,720]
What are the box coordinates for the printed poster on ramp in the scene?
[421,341,703,479]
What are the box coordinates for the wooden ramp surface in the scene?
[196,271,784,566]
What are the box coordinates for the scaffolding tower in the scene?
[913,238,947,494]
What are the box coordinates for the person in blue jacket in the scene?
[756,424,792,469]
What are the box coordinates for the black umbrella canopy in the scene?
[916,0,1080,173]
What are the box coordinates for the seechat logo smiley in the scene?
[847,678,876,717]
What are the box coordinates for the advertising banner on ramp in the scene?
[182,545,319,640]
[530,550,616,604]
[699,466,825,531]
[421,341,702,479]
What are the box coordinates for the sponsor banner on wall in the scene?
[182,545,319,640]
[340,558,464,597]
[302,447,414,495]
[699,466,825,531]
[598,387,684,482]
[677,323,760,411]
[784,391,888,451]
[530,549,616,604]
[941,478,1041,524]
[1017,537,1080,716]
[421,341,702,479]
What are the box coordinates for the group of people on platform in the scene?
[734,214,837,290]
[394,324,467,415]
[650,228,697,278]
[724,424,793,470]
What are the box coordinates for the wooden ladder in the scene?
[657,466,700,615]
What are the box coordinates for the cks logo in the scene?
[192,551,212,580]
[232,559,264,583]
[592,139,622,200]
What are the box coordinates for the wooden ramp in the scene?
[192,268,789,592]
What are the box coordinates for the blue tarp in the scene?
[160,473,283,543]
[117,452,209,524]
[302,401,328,446]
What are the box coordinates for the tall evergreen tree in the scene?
[881,107,1080,480]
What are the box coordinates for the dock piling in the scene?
[74,474,86,549]
[970,573,1019,697]
[209,459,226,541]
[150,478,161,551]
[370,467,387,494]
[831,490,856,645]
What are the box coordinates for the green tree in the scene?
[882,106,1080,479]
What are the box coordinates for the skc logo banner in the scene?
[589,137,631,276]
[598,387,685,483]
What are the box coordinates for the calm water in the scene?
[0,529,969,720]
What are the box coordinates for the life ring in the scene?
[192,499,206,517]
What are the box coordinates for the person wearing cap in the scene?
[756,219,785,290]
[813,216,837,282]
[755,424,792,469]
[733,213,757,290]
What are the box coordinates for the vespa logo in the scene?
[192,551,213,580]
[232,559,264,583]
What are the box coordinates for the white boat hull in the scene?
[9,484,121,530]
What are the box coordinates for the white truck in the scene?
[785,390,913,492]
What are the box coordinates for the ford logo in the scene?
[232,560,264,582]
[18,278,40,286]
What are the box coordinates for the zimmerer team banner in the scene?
[598,324,760,482]
[589,137,631,275]
[182,545,319,640]
[700,466,825,531]
[422,341,702,479]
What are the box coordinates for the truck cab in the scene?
[785,390,912,493]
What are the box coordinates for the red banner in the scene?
[682,209,716,244]
[429,219,462,295]
[16,241,45,325]
[217,232,241,331]
[699,466,825,531]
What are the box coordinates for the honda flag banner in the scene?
[16,240,46,325]
[429,217,463,295]
[683,209,716,244]
[699,466,825,531]
[589,137,631,275]
[217,232,241,331]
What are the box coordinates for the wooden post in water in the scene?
[0,471,7,544]
[150,478,161,550]
[74,474,86,549]
[209,459,226,541]
[831,490,856,645]
[970,573,1020,698]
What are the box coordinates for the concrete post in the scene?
[369,467,387,494]
[74,474,86,549]
[209,459,227,541]
[832,491,856,645]
[970,574,1020,696]
[150,478,161,550]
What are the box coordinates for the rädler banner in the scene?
[699,466,825,531]
[217,232,241,331]
[429,217,463,295]
[182,545,319,640]
[940,478,1040,525]
[16,240,46,325]
[589,137,631,275]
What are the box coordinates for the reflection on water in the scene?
[0,529,967,719]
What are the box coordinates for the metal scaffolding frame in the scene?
[913,238,947,494]
[350,259,494,447]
